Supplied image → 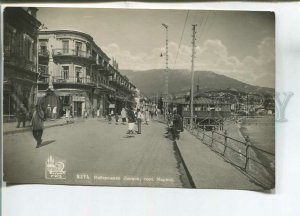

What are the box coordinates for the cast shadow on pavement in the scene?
[39,140,56,147]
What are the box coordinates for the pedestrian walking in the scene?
[31,105,45,148]
[136,108,142,134]
[97,108,100,118]
[52,106,57,120]
[84,109,88,119]
[121,108,127,125]
[16,104,27,128]
[145,109,150,125]
[126,106,136,135]
[149,110,153,119]
[65,108,70,123]
[154,109,158,120]
[92,108,95,118]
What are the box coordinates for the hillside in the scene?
[121,69,274,96]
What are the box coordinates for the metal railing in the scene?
[52,76,94,85]
[4,51,37,72]
[52,49,95,61]
[96,82,115,92]
[183,118,275,189]
[182,111,231,118]
[38,49,49,57]
[38,64,49,75]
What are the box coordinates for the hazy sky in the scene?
[37,7,275,88]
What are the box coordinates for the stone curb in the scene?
[173,139,197,188]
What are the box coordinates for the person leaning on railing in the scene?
[165,111,182,140]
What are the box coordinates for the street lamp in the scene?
[162,23,169,119]
[190,25,197,128]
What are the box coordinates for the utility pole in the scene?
[190,24,197,127]
[162,23,169,118]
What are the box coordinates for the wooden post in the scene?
[223,130,228,156]
[211,127,215,147]
[244,136,251,171]
[203,126,206,142]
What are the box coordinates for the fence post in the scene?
[222,130,228,156]
[211,127,215,147]
[202,126,206,142]
[244,136,251,171]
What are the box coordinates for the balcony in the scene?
[4,50,37,73]
[96,81,115,92]
[110,78,133,92]
[38,64,49,77]
[38,49,49,58]
[92,63,111,75]
[52,49,96,62]
[52,76,95,87]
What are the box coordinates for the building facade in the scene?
[37,30,136,117]
[3,7,41,122]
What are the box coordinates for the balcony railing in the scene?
[38,64,49,75]
[52,49,95,61]
[38,49,49,57]
[4,50,37,73]
[96,82,115,92]
[52,76,94,85]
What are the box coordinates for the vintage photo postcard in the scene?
[2,7,275,190]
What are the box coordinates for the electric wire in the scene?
[173,10,189,67]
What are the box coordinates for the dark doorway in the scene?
[74,101,82,117]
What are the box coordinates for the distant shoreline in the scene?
[239,115,275,154]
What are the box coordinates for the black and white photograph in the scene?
[3,7,275,190]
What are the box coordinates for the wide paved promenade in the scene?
[3,118,262,190]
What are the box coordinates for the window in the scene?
[4,24,16,57]
[184,106,189,111]
[62,66,69,80]
[75,42,82,56]
[75,67,82,83]
[195,107,201,111]
[60,96,70,107]
[62,40,69,54]
[86,44,91,54]
[23,34,34,61]
[39,40,48,55]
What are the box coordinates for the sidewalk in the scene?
[3,118,77,135]
[175,130,262,190]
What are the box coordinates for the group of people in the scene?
[165,111,184,140]
[125,107,148,135]
[104,107,155,136]
[46,104,57,120]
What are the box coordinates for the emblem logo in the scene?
[45,155,66,179]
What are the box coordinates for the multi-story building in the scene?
[37,29,136,117]
[3,7,41,122]
[108,65,137,114]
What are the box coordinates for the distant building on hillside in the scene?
[171,96,231,128]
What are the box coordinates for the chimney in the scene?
[27,7,38,18]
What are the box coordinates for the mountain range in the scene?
[121,69,274,97]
